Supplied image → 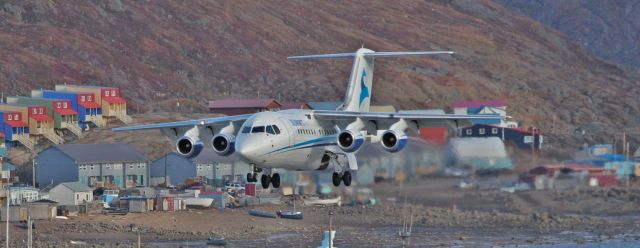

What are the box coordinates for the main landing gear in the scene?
[247,165,280,189]
[332,171,352,187]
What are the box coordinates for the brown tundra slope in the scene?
[0,0,639,152]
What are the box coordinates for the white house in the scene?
[9,185,40,205]
[48,182,93,206]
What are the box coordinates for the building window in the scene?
[81,96,86,102]
[7,115,11,121]
[466,129,472,135]
[88,95,92,101]
[105,91,110,97]
[479,128,485,135]
[63,102,68,108]
[129,164,134,169]
[492,128,498,134]
[111,90,116,96]
[32,108,37,114]
[39,108,43,114]
[14,114,18,121]
[57,102,61,108]
[76,194,79,200]
[106,164,111,170]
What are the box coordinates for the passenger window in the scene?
[266,126,275,134]
[273,125,281,134]
[252,126,265,133]
[242,126,251,133]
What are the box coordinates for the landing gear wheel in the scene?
[342,171,352,186]
[261,174,271,189]
[332,172,342,187]
[271,173,281,188]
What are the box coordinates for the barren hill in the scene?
[1,0,639,152]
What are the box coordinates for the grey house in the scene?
[36,143,149,189]
[47,182,93,206]
[151,150,251,187]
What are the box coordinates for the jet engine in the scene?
[176,135,204,158]
[337,130,364,153]
[380,130,408,153]
[211,133,235,156]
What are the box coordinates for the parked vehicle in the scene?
[225,183,245,193]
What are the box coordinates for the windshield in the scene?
[251,126,265,133]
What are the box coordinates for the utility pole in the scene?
[32,160,36,187]
[27,206,32,248]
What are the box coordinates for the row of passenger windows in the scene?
[241,125,281,135]
[297,129,336,136]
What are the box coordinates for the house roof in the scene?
[30,114,53,122]
[280,102,310,110]
[2,162,16,171]
[54,108,78,115]
[4,120,28,127]
[307,101,342,110]
[208,98,280,109]
[57,181,93,192]
[452,99,506,108]
[53,143,148,163]
[78,101,102,108]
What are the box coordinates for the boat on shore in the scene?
[183,197,214,208]
[304,196,341,207]
[207,237,227,246]
[248,209,278,218]
[277,210,304,220]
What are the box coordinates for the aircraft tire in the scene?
[271,173,281,188]
[332,172,342,186]
[247,173,253,183]
[261,174,271,189]
[343,171,352,186]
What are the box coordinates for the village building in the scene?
[35,143,149,189]
[208,98,282,115]
[150,150,252,187]
[47,182,93,206]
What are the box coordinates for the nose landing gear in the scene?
[246,164,262,183]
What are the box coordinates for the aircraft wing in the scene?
[310,110,500,129]
[112,114,253,132]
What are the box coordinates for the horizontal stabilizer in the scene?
[287,53,356,60]
[363,51,454,57]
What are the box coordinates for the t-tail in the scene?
[288,48,454,112]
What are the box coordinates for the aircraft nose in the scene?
[237,142,259,162]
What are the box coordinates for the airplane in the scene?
[113,47,498,189]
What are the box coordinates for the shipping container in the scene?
[38,90,105,128]
[6,97,80,136]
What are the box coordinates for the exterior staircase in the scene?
[14,134,35,150]
[116,113,133,124]
[86,116,107,127]
[43,130,64,144]
[66,123,83,137]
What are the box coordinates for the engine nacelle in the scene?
[380,130,408,153]
[176,135,204,158]
[211,133,235,156]
[337,130,364,153]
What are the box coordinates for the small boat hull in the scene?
[248,209,278,218]
[277,210,304,220]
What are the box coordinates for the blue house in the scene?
[151,150,251,187]
[459,124,543,150]
[35,143,149,189]
[0,111,30,149]
[34,90,105,129]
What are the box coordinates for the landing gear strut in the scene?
[246,164,261,183]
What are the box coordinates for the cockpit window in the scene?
[252,126,265,133]
[273,125,281,134]
[241,126,251,133]
[266,125,275,134]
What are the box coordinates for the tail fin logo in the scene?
[359,70,369,107]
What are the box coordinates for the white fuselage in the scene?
[235,110,338,171]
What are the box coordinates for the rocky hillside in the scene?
[1,0,639,151]
[497,0,640,69]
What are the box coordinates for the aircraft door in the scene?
[277,118,293,147]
